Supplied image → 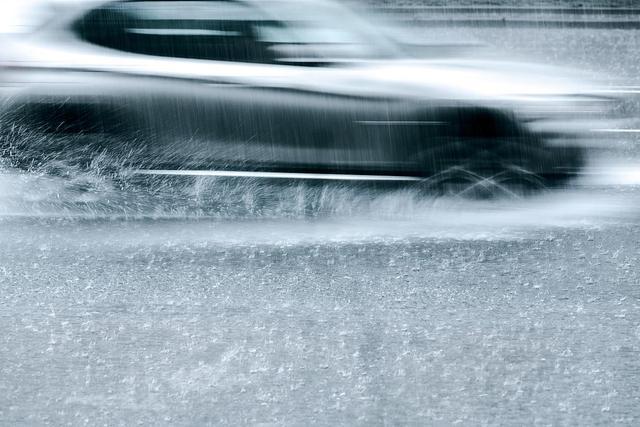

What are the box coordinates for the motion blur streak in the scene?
[0,0,638,226]
[132,169,423,181]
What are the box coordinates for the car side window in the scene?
[73,1,274,63]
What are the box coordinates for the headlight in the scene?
[516,94,622,122]
[512,94,634,143]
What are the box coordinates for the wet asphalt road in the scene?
[2,14,640,427]
[0,215,640,425]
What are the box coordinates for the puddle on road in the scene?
[0,161,638,245]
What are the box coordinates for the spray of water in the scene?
[0,111,638,243]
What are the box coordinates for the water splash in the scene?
[0,159,637,245]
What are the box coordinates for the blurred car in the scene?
[0,0,622,187]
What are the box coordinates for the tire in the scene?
[416,137,585,196]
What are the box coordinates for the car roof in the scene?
[55,0,339,9]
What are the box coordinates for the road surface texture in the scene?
[1,212,640,425]
[1,4,640,427]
